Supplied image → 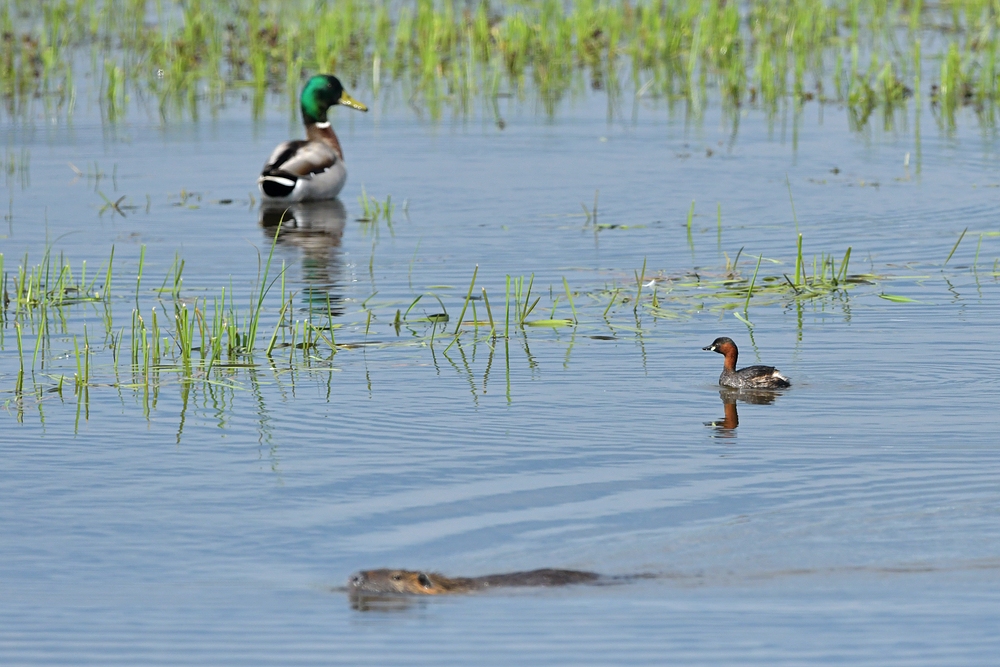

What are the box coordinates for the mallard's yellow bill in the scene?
[339,92,368,112]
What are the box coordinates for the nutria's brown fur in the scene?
[349,568,602,595]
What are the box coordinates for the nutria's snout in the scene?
[348,572,366,588]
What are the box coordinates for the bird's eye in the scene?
[391,574,402,581]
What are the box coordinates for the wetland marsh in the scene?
[2,1,1000,665]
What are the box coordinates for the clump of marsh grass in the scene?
[4,1,1000,130]
[0,225,972,423]
[356,186,395,226]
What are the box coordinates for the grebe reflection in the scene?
[706,387,782,436]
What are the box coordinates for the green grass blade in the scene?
[944,227,967,265]
[878,293,918,303]
[744,254,763,313]
[562,277,577,322]
[452,264,478,334]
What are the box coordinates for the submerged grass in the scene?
[2,1,1000,129]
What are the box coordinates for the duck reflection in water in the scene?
[706,387,782,437]
[259,199,347,316]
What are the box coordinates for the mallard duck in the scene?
[258,75,368,202]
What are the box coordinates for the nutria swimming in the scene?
[349,568,603,595]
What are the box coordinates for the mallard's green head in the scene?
[300,75,368,125]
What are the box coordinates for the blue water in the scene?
[2,90,1000,665]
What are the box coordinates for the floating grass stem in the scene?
[103,245,114,302]
[246,219,283,352]
[517,274,537,326]
[288,321,297,365]
[265,299,292,356]
[14,321,24,394]
[795,234,804,285]
[504,277,511,338]
[944,227,967,266]
[481,287,495,336]
[603,289,619,319]
[134,245,145,308]
[72,334,82,391]
[562,277,577,322]
[403,294,423,320]
[31,308,45,371]
[744,253,763,313]
[633,257,647,313]
[453,265,478,335]
[837,247,852,283]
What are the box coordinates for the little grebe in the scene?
[702,337,791,389]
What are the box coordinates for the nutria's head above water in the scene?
[348,569,472,595]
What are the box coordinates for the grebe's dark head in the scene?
[300,74,368,124]
[702,337,737,355]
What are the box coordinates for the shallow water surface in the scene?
[2,92,1000,665]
